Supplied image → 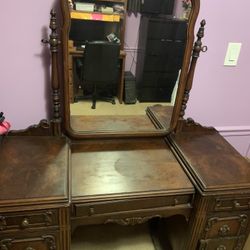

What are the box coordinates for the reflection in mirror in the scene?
[66,0,192,133]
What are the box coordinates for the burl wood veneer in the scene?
[168,123,250,249]
[0,136,70,250]
[70,138,195,232]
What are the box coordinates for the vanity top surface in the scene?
[0,136,69,208]
[171,129,250,193]
[70,115,157,131]
[71,138,194,202]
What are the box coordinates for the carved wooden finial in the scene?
[42,10,60,53]
[41,10,61,136]
[193,19,207,58]
[49,9,60,53]
[177,19,207,130]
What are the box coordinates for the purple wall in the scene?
[124,13,141,75]
[0,0,58,129]
[186,1,250,127]
[0,0,249,156]
[185,1,250,157]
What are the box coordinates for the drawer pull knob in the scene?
[218,224,230,236]
[216,245,226,250]
[0,216,7,231]
[26,247,35,250]
[234,200,241,208]
[89,207,95,216]
[21,218,30,228]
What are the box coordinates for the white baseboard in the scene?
[215,126,250,137]
[215,126,250,157]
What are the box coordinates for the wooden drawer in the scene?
[199,236,246,250]
[0,233,58,250]
[204,214,249,239]
[214,196,250,212]
[73,194,193,217]
[0,210,58,232]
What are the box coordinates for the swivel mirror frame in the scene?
[59,0,201,139]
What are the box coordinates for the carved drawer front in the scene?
[73,194,193,217]
[214,197,250,211]
[199,236,245,250]
[0,210,58,232]
[204,214,248,239]
[0,234,57,250]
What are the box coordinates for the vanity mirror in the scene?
[60,0,200,137]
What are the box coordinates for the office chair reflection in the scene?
[79,41,120,109]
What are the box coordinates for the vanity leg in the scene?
[184,195,210,249]
[59,207,71,250]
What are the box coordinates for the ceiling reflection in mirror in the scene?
[66,0,192,133]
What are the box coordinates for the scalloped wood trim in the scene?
[8,120,53,136]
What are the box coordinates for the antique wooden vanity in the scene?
[0,0,250,249]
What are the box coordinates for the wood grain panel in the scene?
[71,138,194,200]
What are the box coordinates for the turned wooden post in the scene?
[177,20,207,131]
[42,9,61,136]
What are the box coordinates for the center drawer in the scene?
[73,194,193,217]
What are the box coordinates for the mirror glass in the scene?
[66,0,192,133]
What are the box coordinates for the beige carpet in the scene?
[71,223,250,249]
[244,236,250,250]
[70,100,172,116]
[72,224,155,250]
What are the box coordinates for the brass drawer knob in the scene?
[216,245,226,250]
[21,218,30,228]
[26,247,35,250]
[234,200,241,208]
[89,207,95,216]
[218,224,230,236]
[0,216,7,231]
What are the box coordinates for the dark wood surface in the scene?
[41,10,62,136]
[70,115,157,132]
[170,128,250,193]
[0,136,69,207]
[1,125,250,249]
[146,105,173,129]
[71,138,194,201]
[169,0,201,131]
[168,123,250,249]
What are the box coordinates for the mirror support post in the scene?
[176,19,207,132]
[42,10,62,136]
